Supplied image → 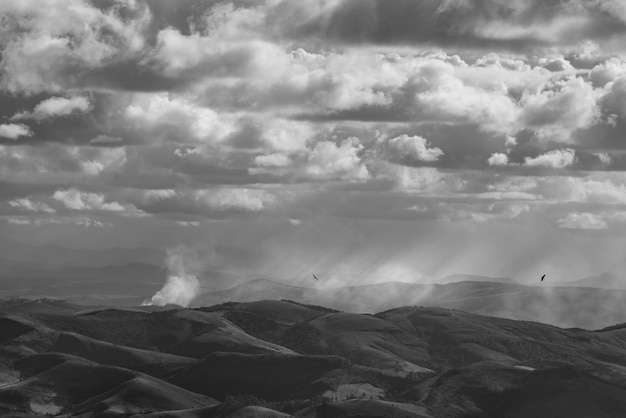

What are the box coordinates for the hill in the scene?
[568,273,626,290]
[2,300,626,417]
[194,279,626,329]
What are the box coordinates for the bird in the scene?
[541,274,545,282]
[313,274,319,281]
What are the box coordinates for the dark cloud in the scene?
[269,0,626,50]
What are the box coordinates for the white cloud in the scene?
[386,135,444,163]
[0,0,148,94]
[305,138,369,180]
[524,148,576,169]
[472,203,530,222]
[260,119,317,153]
[9,198,55,213]
[12,96,90,120]
[5,216,109,227]
[195,188,276,212]
[521,77,600,141]
[590,57,626,87]
[557,212,608,230]
[6,218,32,225]
[0,123,33,139]
[125,93,236,143]
[145,189,177,201]
[76,147,127,176]
[0,144,126,178]
[487,153,509,166]
[254,153,291,167]
[595,152,612,166]
[52,189,127,211]
[176,221,200,227]
[545,177,626,204]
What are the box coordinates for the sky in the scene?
[3,0,626,283]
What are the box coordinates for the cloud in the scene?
[52,189,128,212]
[487,153,509,166]
[0,124,33,140]
[385,134,444,163]
[521,77,600,141]
[305,138,370,180]
[596,152,612,166]
[11,96,90,121]
[0,144,127,179]
[9,198,55,213]
[250,137,369,181]
[4,0,626,259]
[471,202,530,222]
[524,148,576,169]
[195,188,277,212]
[90,135,123,145]
[267,0,626,51]
[0,0,149,94]
[5,216,109,227]
[124,93,237,143]
[557,212,609,230]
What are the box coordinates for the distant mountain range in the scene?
[0,241,624,328]
[0,239,166,268]
[438,274,517,284]
[554,273,626,289]
[193,278,626,329]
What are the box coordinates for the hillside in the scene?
[194,279,626,329]
[2,300,626,417]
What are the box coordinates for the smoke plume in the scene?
[144,246,202,307]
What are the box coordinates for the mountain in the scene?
[440,273,516,284]
[194,279,626,329]
[569,273,626,289]
[3,300,626,417]
[0,240,166,268]
[0,261,166,306]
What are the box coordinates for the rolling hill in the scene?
[2,299,626,417]
[194,279,626,329]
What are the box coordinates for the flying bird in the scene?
[541,275,545,282]
[313,274,319,281]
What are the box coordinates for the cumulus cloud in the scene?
[386,134,444,163]
[557,212,608,230]
[196,188,277,212]
[12,96,90,121]
[0,144,126,179]
[52,189,128,212]
[9,198,55,213]
[472,203,530,222]
[305,138,369,180]
[524,148,576,169]
[521,77,600,141]
[3,0,626,248]
[0,0,149,94]
[250,137,369,181]
[487,153,509,166]
[125,93,237,143]
[268,0,626,50]
[0,124,33,140]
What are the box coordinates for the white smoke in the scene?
[143,246,202,307]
